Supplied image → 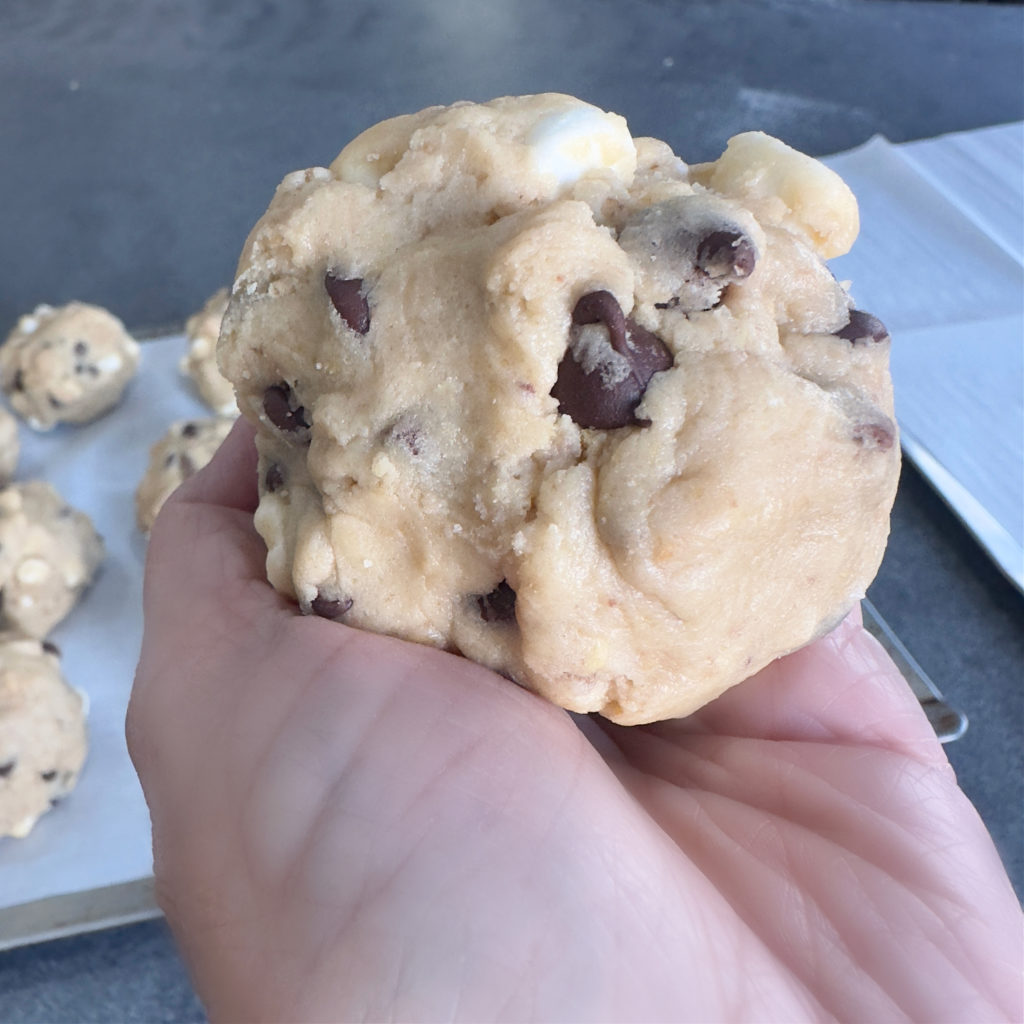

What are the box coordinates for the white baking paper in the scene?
[825,123,1024,590]
[0,335,208,916]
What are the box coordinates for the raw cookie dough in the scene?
[219,93,900,725]
[136,416,235,532]
[0,405,17,484]
[0,634,87,839]
[181,288,237,415]
[0,302,140,430]
[0,481,104,639]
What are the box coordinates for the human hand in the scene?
[127,419,1022,1023]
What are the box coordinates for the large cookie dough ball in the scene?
[0,481,104,638]
[0,634,87,839]
[0,302,140,430]
[0,406,17,484]
[219,93,900,725]
[136,416,235,532]
[181,288,237,416]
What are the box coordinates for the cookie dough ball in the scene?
[181,288,237,416]
[219,93,899,725]
[136,416,235,532]
[0,302,140,430]
[0,481,104,638]
[0,634,87,839]
[0,405,17,484]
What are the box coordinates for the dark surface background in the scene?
[1,1,1022,1020]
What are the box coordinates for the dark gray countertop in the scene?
[1,1,1021,1020]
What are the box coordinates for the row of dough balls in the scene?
[0,303,111,837]
[0,290,237,838]
[0,306,121,837]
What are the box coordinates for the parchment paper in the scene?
[825,123,1023,590]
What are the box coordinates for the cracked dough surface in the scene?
[219,93,899,724]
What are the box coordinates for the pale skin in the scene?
[127,420,1023,1023]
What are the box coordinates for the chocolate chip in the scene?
[42,640,60,657]
[696,230,757,280]
[73,340,88,356]
[11,369,24,392]
[853,420,896,451]
[619,198,758,312]
[181,421,198,438]
[477,580,517,623]
[325,272,370,334]
[550,290,673,429]
[263,383,310,434]
[0,760,14,778]
[310,593,354,620]
[40,769,57,782]
[837,310,889,346]
[264,463,285,493]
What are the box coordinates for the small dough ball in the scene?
[0,406,17,484]
[136,416,235,532]
[0,481,104,638]
[0,302,140,430]
[181,288,237,416]
[0,634,87,840]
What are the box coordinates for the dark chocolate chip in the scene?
[48,394,63,409]
[263,383,310,434]
[837,310,890,346]
[310,593,354,620]
[73,340,88,356]
[477,580,517,623]
[42,640,60,657]
[696,230,757,280]
[264,463,285,493]
[550,290,673,429]
[619,198,758,312]
[853,420,896,451]
[40,769,57,782]
[11,369,24,392]
[0,760,14,778]
[181,421,198,438]
[325,272,370,334]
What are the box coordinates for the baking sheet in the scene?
[0,333,206,947]
[4,125,1014,950]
